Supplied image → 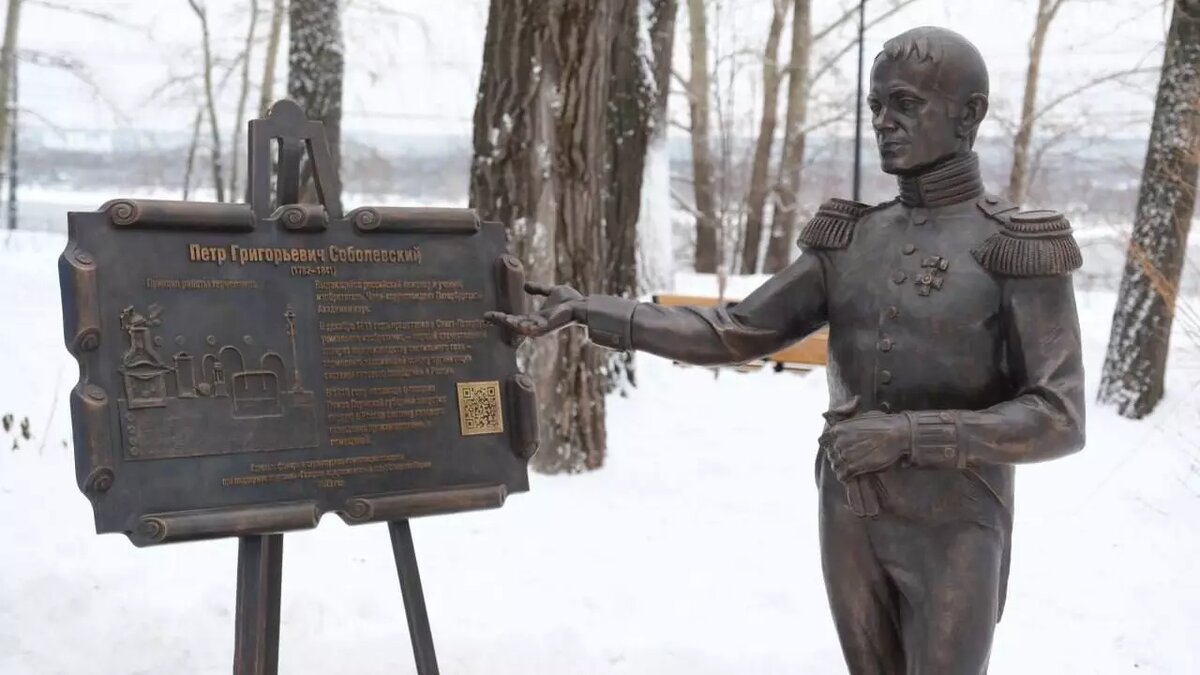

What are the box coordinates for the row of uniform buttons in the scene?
[875,210,927,413]
[878,289,901,413]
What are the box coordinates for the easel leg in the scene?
[388,520,440,675]
[234,534,284,675]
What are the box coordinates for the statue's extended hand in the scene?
[484,282,585,338]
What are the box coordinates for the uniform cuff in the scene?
[905,411,964,469]
[584,295,638,351]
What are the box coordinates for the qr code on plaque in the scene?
[457,381,504,436]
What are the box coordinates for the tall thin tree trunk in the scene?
[604,0,677,390]
[259,0,285,118]
[606,0,648,303]
[1098,0,1200,419]
[741,0,788,274]
[1008,0,1065,205]
[0,0,22,182]
[288,0,344,204]
[182,106,204,200]
[229,0,259,200]
[6,53,15,230]
[686,0,718,273]
[764,0,811,273]
[637,0,678,293]
[188,0,225,203]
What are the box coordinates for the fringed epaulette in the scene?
[971,208,1082,277]
[797,198,870,250]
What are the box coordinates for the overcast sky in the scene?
[17,0,1171,141]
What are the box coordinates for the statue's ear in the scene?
[958,93,989,140]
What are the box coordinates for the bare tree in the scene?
[637,0,679,293]
[605,0,677,388]
[6,49,14,230]
[606,0,677,300]
[473,0,654,472]
[735,0,918,273]
[0,0,22,192]
[542,0,616,471]
[471,0,561,470]
[686,0,720,273]
[470,0,552,274]
[288,0,344,203]
[187,0,225,203]
[763,0,811,273]
[229,0,259,200]
[182,106,204,200]
[741,0,788,275]
[1008,0,1067,205]
[1098,0,1200,419]
[259,0,285,118]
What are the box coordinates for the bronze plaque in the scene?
[59,102,536,546]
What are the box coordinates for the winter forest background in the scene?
[2,0,1200,673]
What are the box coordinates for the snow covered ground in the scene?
[2,230,1199,674]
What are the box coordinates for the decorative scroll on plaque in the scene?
[59,101,538,546]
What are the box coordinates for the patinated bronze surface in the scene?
[488,27,1085,674]
[60,101,536,548]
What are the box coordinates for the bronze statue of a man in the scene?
[488,26,1085,674]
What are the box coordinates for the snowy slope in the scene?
[1,231,1198,674]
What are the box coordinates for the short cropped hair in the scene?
[876,26,990,98]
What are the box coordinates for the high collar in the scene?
[896,152,985,208]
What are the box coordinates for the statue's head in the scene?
[869,27,989,175]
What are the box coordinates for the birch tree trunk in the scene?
[1008,0,1065,205]
[288,0,344,204]
[741,0,789,275]
[1098,0,1200,419]
[686,0,719,273]
[764,0,810,273]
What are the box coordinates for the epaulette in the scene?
[797,198,875,250]
[971,197,1082,276]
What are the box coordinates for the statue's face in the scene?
[868,57,967,175]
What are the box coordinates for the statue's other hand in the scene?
[484,282,584,338]
[824,412,910,481]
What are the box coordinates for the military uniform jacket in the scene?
[584,152,1086,556]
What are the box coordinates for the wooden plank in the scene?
[650,294,828,366]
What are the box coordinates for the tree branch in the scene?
[18,49,127,124]
[187,0,225,202]
[670,187,703,219]
[1033,66,1158,124]
[26,0,151,35]
[808,0,921,89]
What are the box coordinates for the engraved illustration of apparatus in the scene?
[118,303,318,459]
